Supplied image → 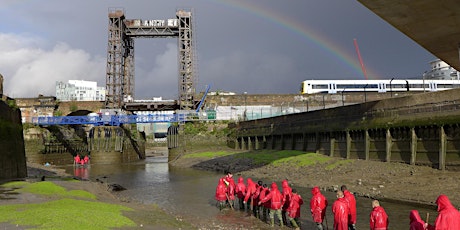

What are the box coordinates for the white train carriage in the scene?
[300,79,460,94]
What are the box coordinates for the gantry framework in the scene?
[106,8,196,110]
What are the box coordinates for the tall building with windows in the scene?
[423,59,460,80]
[56,80,106,101]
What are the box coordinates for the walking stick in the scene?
[426,212,430,224]
[325,211,329,230]
[226,193,234,210]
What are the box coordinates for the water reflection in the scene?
[66,157,437,229]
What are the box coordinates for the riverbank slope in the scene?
[171,149,460,208]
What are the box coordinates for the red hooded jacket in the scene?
[370,206,389,230]
[343,190,357,225]
[215,178,228,201]
[310,186,328,223]
[259,182,283,210]
[244,178,257,203]
[410,210,426,230]
[287,192,303,218]
[235,176,246,199]
[427,194,460,230]
[258,186,270,208]
[281,179,292,211]
[224,175,236,200]
[332,197,350,230]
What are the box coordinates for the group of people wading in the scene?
[73,154,90,166]
[215,172,460,229]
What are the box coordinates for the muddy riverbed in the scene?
[20,148,460,229]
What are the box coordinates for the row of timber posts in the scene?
[234,126,448,170]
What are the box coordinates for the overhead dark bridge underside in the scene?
[357,0,460,71]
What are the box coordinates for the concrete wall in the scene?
[0,101,27,180]
[232,88,460,170]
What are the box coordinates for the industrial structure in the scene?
[106,8,196,110]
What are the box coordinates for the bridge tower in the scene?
[105,8,196,110]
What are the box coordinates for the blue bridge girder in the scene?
[32,114,188,126]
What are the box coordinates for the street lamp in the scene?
[390,78,395,98]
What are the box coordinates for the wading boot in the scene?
[270,218,274,227]
[290,219,299,230]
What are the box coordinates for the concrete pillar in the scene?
[302,132,307,151]
[255,136,260,150]
[365,130,370,160]
[386,129,392,162]
[263,135,267,149]
[330,134,335,157]
[346,131,351,159]
[291,133,295,150]
[410,128,417,165]
[270,135,275,150]
[315,132,320,154]
[234,138,240,150]
[280,134,285,150]
[439,126,446,170]
[247,137,252,150]
[241,137,246,150]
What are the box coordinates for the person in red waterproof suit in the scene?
[426,194,460,230]
[258,184,270,222]
[74,155,81,165]
[252,180,264,218]
[243,178,257,214]
[341,185,357,230]
[258,182,284,227]
[369,200,388,230]
[235,176,246,211]
[287,188,303,230]
[332,191,350,230]
[281,179,292,226]
[409,210,426,230]
[215,178,228,210]
[223,172,236,209]
[311,186,328,230]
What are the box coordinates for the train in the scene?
[300,79,460,94]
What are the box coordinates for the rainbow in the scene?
[207,0,381,80]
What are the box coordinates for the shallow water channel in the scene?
[65,156,437,229]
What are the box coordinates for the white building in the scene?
[423,59,460,80]
[56,80,106,101]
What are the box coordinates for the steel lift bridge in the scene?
[32,8,207,126]
[106,8,197,111]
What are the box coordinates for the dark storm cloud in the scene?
[0,0,434,99]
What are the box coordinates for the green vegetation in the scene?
[6,99,18,109]
[235,150,333,167]
[183,151,234,158]
[0,198,135,229]
[325,159,353,170]
[53,110,63,117]
[15,181,96,199]
[69,102,78,112]
[0,181,135,229]
[271,152,331,167]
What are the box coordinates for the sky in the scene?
[0,0,436,100]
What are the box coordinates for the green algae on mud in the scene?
[0,180,197,230]
[0,181,135,229]
[3,181,96,199]
[0,198,135,229]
